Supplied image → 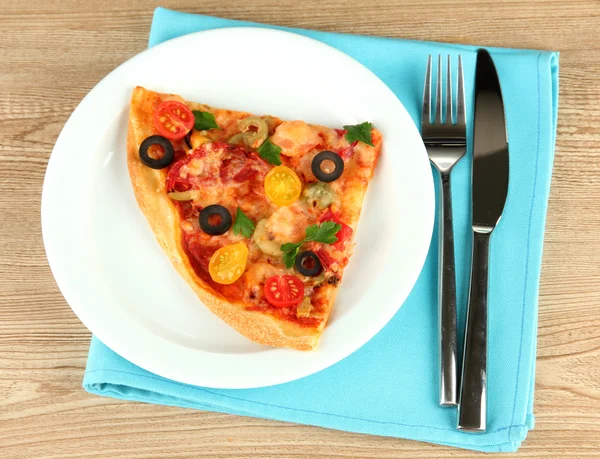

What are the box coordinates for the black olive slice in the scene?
[311,150,344,182]
[139,135,175,169]
[295,251,323,277]
[199,205,232,236]
[184,130,194,149]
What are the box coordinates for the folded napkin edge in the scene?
[150,7,558,55]
[83,365,530,450]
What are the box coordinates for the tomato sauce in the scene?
[335,140,357,160]
[163,118,380,327]
[181,234,244,302]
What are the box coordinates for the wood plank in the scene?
[0,0,599,457]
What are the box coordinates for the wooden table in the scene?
[1,1,599,457]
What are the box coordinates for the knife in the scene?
[457,49,509,432]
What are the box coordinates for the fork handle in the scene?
[438,171,458,407]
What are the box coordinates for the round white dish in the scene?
[41,27,434,388]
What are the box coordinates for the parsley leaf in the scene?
[282,245,301,269]
[257,138,282,166]
[304,221,341,244]
[232,208,255,238]
[280,222,342,269]
[343,121,374,146]
[281,242,301,252]
[192,110,220,131]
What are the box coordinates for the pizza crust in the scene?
[127,86,322,350]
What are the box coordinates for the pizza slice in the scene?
[127,86,381,350]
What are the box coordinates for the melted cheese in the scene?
[264,202,312,244]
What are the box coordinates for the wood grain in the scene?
[1,0,599,457]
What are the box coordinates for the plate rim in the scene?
[42,26,434,388]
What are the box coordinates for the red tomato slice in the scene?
[319,210,353,250]
[154,100,194,140]
[264,275,304,308]
[333,224,353,249]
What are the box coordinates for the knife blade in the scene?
[472,51,509,231]
[458,48,509,432]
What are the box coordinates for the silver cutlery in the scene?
[458,49,509,432]
[422,54,466,407]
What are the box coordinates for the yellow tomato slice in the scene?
[264,165,302,206]
[208,242,248,285]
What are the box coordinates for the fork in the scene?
[422,55,467,407]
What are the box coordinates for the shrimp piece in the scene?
[270,121,322,157]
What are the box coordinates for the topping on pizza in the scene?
[127,86,381,350]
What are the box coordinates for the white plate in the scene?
[42,28,434,388]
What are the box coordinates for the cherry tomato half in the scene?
[264,166,302,206]
[319,209,353,250]
[154,100,194,140]
[264,275,304,308]
[208,242,248,285]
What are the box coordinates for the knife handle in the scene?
[438,172,458,407]
[458,230,491,432]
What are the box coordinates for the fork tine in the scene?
[422,55,432,125]
[435,55,442,124]
[445,55,453,124]
[456,55,466,125]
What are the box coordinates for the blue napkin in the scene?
[83,7,559,452]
